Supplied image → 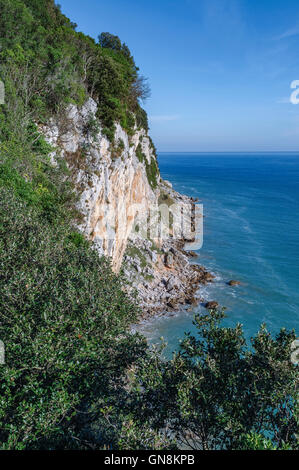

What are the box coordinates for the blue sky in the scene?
[59,0,299,151]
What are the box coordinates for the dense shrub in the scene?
[0,188,151,449]
[131,310,298,450]
[136,144,159,189]
[0,139,74,223]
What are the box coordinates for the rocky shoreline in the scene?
[123,184,215,320]
[41,99,216,319]
[124,237,215,320]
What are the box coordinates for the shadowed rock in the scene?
[205,301,219,310]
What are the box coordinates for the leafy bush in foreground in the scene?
[0,188,149,449]
[131,310,298,450]
[0,195,297,450]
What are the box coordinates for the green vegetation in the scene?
[136,143,159,189]
[0,139,74,223]
[84,113,100,141]
[0,0,149,145]
[136,143,146,163]
[0,0,297,451]
[0,0,160,450]
[111,138,125,160]
[131,310,298,450]
[146,157,159,190]
[0,188,145,449]
[126,244,148,270]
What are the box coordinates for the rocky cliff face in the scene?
[41,99,213,317]
[41,98,159,272]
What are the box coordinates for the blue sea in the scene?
[138,152,299,356]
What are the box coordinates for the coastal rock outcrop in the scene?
[123,234,212,317]
[41,98,211,317]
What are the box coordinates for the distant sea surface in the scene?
[138,152,299,356]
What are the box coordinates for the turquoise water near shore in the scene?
[139,152,299,356]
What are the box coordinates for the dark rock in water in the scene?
[184,237,196,243]
[205,301,219,310]
[186,295,198,306]
[203,272,215,282]
[228,280,241,287]
[187,250,198,258]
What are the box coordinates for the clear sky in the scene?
[59,0,299,152]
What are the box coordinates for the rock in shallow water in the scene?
[205,301,219,310]
[227,280,241,287]
[186,250,198,258]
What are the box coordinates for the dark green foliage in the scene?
[239,432,293,450]
[149,136,157,157]
[135,106,149,131]
[0,139,74,222]
[136,144,159,189]
[67,231,90,248]
[99,32,122,51]
[132,310,298,450]
[102,126,116,142]
[0,3,161,448]
[136,143,146,163]
[0,188,151,449]
[0,0,150,144]
[146,157,159,190]
[84,114,100,141]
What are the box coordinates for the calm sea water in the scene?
[138,152,299,356]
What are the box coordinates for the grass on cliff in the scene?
[136,143,159,190]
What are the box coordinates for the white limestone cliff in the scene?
[40,98,212,317]
[41,98,159,272]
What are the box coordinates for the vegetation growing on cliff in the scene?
[136,143,159,189]
[0,0,297,451]
[0,0,149,145]
[0,0,162,450]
